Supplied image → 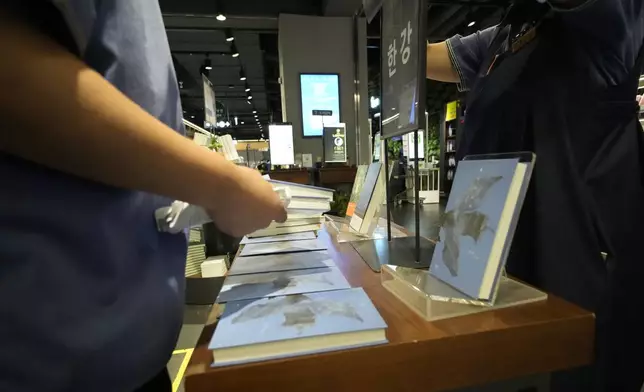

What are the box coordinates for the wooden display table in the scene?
[265,169,311,185]
[184,230,594,392]
[318,166,358,186]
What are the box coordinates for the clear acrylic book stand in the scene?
[381,265,548,322]
[324,215,407,243]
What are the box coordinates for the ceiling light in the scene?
[241,121,245,124]
[231,43,240,58]
[239,69,246,81]
[216,13,226,22]
[225,29,234,42]
[468,21,476,27]
[253,110,257,114]
[204,57,212,70]
[248,95,253,100]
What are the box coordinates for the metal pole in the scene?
[414,130,421,263]
[384,139,392,241]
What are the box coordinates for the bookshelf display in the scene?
[439,100,464,197]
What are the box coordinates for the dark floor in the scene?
[389,201,445,240]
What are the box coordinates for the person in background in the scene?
[0,2,286,392]
[426,0,644,391]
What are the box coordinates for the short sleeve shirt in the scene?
[447,0,644,91]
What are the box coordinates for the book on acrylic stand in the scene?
[381,152,548,321]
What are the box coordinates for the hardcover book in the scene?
[429,154,535,301]
[346,165,368,217]
[240,231,317,245]
[268,180,335,201]
[209,288,388,366]
[239,238,326,257]
[229,250,335,276]
[217,266,351,303]
[349,163,386,234]
[248,224,321,238]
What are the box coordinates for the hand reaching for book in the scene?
[208,166,287,237]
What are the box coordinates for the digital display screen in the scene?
[300,74,341,137]
[268,124,295,165]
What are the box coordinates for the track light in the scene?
[468,21,476,27]
[248,95,253,100]
[253,110,257,114]
[225,29,234,42]
[239,69,246,81]
[231,42,240,58]
[245,84,251,92]
[203,56,212,70]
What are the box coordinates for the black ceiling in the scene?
[160,0,511,139]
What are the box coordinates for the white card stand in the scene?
[381,265,548,322]
[324,215,407,243]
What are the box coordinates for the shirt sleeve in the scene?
[445,26,499,91]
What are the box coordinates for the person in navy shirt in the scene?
[426,0,644,391]
[0,2,286,391]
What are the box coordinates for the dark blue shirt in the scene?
[0,1,187,391]
[447,0,644,91]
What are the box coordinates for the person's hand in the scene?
[208,166,287,237]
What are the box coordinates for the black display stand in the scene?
[353,0,432,271]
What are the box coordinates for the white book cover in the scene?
[429,156,533,301]
[229,250,335,276]
[217,267,351,303]
[240,231,317,245]
[209,288,388,367]
[249,224,321,238]
[240,239,326,257]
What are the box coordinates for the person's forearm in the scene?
[426,42,460,83]
[0,17,238,211]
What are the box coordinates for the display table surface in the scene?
[184,230,595,392]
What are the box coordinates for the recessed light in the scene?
[216,13,226,21]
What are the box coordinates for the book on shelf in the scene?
[209,288,388,367]
[268,180,334,201]
[201,256,228,278]
[240,231,317,245]
[248,223,321,238]
[228,250,334,276]
[217,266,351,303]
[239,238,326,257]
[346,165,369,217]
[429,153,535,301]
[349,163,386,234]
[185,244,206,277]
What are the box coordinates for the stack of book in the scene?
[185,228,207,277]
[247,180,335,238]
[209,234,388,367]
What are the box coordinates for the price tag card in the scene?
[381,0,426,139]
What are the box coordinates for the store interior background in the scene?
[159,0,539,390]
